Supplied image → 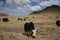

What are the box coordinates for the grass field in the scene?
[0,13,60,40]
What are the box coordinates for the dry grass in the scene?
[0,13,60,40]
[0,24,60,40]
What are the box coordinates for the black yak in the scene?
[3,18,9,22]
[29,22,36,38]
[24,22,36,38]
[56,20,60,26]
[24,22,31,36]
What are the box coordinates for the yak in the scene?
[24,22,36,38]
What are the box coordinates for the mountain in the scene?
[30,5,60,15]
[0,13,8,16]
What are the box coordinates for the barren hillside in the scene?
[30,5,60,15]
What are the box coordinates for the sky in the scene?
[0,0,60,16]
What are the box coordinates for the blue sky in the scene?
[0,0,60,16]
[30,1,38,6]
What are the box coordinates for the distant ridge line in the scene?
[30,5,60,15]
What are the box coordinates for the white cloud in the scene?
[31,6,42,11]
[31,0,40,3]
[6,0,13,5]
[40,1,52,7]
[11,0,31,6]
[40,0,60,6]
[50,0,60,6]
[13,0,30,4]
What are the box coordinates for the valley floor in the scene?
[0,23,60,40]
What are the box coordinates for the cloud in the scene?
[39,0,60,7]
[50,0,60,6]
[0,5,32,16]
[0,1,3,6]
[31,6,42,11]
[40,1,52,7]
[0,0,60,16]
[6,0,13,5]
[13,0,30,5]
[6,0,31,7]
